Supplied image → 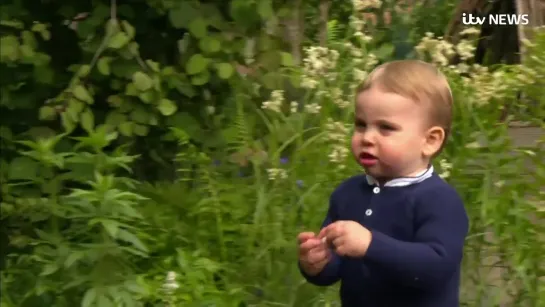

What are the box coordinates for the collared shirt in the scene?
[365,165,434,187]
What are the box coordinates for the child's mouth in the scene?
[359,152,378,167]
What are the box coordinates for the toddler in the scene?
[297,60,469,307]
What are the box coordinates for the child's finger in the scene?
[306,247,329,265]
[299,238,322,255]
[297,232,316,244]
[318,222,338,239]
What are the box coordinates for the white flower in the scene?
[352,0,382,11]
[438,159,452,179]
[206,105,215,115]
[460,27,480,36]
[456,39,476,61]
[349,16,365,31]
[267,168,288,181]
[163,271,180,291]
[353,68,368,82]
[304,103,322,114]
[328,146,349,163]
[262,90,284,112]
[290,101,298,113]
[301,77,319,89]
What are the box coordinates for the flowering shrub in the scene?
[246,2,545,305]
[1,1,543,307]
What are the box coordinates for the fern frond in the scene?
[327,19,342,44]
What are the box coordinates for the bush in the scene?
[1,1,544,306]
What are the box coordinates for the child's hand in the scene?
[319,221,372,257]
[297,232,331,276]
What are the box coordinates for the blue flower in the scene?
[280,157,289,164]
[296,180,304,188]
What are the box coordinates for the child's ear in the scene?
[422,126,445,157]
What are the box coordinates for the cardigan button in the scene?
[373,187,380,194]
[365,209,373,216]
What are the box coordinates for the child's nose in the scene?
[360,130,375,145]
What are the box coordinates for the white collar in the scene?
[365,165,434,187]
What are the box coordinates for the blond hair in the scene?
[356,60,453,156]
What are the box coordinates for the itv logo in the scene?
[462,13,529,26]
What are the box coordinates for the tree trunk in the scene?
[318,0,331,46]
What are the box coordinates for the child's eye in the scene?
[380,124,396,131]
[355,121,366,128]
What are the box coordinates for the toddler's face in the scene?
[351,87,431,182]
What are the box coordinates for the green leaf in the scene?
[121,21,135,38]
[118,122,133,136]
[1,20,24,29]
[80,108,94,132]
[189,18,208,38]
[61,112,76,132]
[157,98,177,116]
[280,52,294,66]
[107,95,124,108]
[39,106,56,121]
[166,112,201,139]
[133,124,149,136]
[145,60,160,72]
[215,62,234,79]
[0,35,20,62]
[375,43,394,60]
[64,252,83,268]
[108,32,131,49]
[8,157,38,180]
[191,70,210,85]
[130,107,149,124]
[73,85,94,104]
[132,71,153,91]
[105,111,127,127]
[31,23,51,40]
[21,31,37,49]
[82,288,97,307]
[186,54,208,75]
[258,50,281,69]
[101,219,119,238]
[169,2,198,28]
[97,57,112,75]
[117,229,148,253]
[199,36,221,53]
[77,65,91,77]
[40,263,58,276]
[257,0,274,19]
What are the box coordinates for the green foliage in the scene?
[1,0,544,306]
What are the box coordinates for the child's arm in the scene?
[299,195,342,286]
[363,187,469,290]
[298,216,341,286]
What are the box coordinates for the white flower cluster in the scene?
[438,159,452,179]
[352,0,382,11]
[342,42,377,87]
[456,64,536,106]
[415,29,481,67]
[163,271,179,292]
[415,32,457,67]
[267,168,288,181]
[331,88,351,109]
[304,103,322,114]
[325,119,351,168]
[300,46,340,89]
[290,101,298,113]
[262,90,284,113]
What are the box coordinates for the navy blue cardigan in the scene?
[299,170,469,307]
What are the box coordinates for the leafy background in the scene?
[1,0,544,306]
